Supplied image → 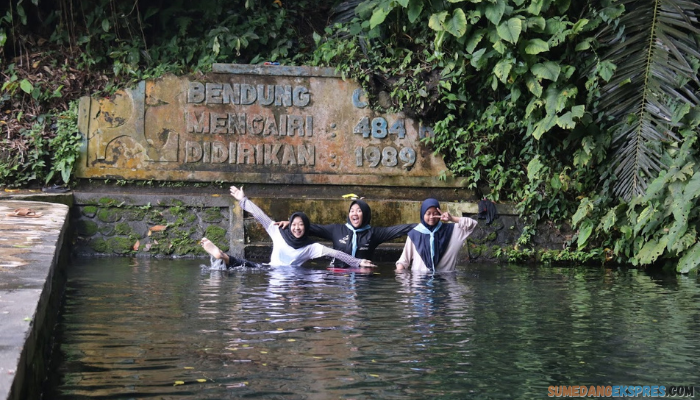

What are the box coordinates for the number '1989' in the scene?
[355,146,416,168]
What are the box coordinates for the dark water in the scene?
[43,257,700,399]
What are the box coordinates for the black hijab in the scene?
[347,199,372,227]
[344,199,372,256]
[280,212,315,249]
[407,198,454,270]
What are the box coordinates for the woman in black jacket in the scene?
[282,199,416,267]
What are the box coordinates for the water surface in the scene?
[44,257,700,399]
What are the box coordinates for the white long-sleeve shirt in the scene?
[240,197,364,268]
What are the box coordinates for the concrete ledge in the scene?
[0,201,70,400]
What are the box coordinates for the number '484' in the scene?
[353,117,405,139]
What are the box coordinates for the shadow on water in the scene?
[43,257,700,399]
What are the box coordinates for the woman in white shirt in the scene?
[201,186,375,269]
[395,198,477,274]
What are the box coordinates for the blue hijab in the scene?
[407,198,454,270]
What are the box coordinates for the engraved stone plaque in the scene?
[76,64,460,187]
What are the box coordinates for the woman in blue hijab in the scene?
[395,198,478,274]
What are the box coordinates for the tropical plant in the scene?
[593,0,700,200]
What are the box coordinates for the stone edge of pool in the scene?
[0,199,71,400]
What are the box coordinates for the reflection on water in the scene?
[43,258,700,399]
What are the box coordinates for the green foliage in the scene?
[0,122,49,186]
[2,0,700,272]
[573,127,700,273]
[593,0,700,200]
[46,101,81,185]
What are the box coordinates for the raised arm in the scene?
[230,185,273,229]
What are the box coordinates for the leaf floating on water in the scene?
[287,339,296,342]
[184,367,194,370]
[227,382,248,388]
[173,381,185,386]
[370,374,379,378]
[196,379,207,383]
[260,351,268,354]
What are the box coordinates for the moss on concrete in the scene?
[123,209,146,221]
[205,225,229,252]
[98,197,118,207]
[114,222,133,236]
[185,212,198,224]
[90,238,108,253]
[82,205,98,218]
[76,220,98,236]
[108,237,134,254]
[202,207,224,223]
[147,210,167,225]
[99,225,115,236]
[97,208,121,223]
[470,244,483,257]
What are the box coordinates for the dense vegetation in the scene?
[1,0,699,272]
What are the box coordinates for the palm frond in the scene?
[596,0,700,200]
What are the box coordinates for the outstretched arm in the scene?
[275,221,335,240]
[319,245,375,268]
[372,223,418,243]
[230,185,273,229]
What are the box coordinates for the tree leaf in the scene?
[525,75,543,97]
[601,208,618,232]
[636,237,667,264]
[527,0,543,15]
[493,58,513,84]
[676,243,700,274]
[557,111,576,129]
[444,9,468,38]
[407,0,424,23]
[429,11,448,32]
[532,112,557,139]
[572,197,592,226]
[496,18,522,44]
[526,155,544,181]
[525,38,549,54]
[484,0,506,25]
[469,48,487,69]
[531,61,561,81]
[465,30,485,54]
[20,79,33,94]
[577,221,594,249]
[369,7,390,30]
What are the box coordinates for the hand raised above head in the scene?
[230,185,245,200]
